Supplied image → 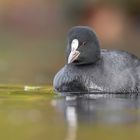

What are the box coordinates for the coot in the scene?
[53,26,140,94]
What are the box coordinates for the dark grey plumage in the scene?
[53,26,140,94]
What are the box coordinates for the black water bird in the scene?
[53,26,140,94]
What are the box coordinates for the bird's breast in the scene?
[54,66,89,93]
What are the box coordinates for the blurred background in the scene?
[0,0,139,85]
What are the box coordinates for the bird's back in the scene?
[98,49,140,92]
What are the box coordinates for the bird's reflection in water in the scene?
[51,93,140,140]
[65,106,77,140]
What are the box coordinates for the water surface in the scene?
[0,86,140,140]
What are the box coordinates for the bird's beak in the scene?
[68,50,80,64]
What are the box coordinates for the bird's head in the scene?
[66,26,101,65]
